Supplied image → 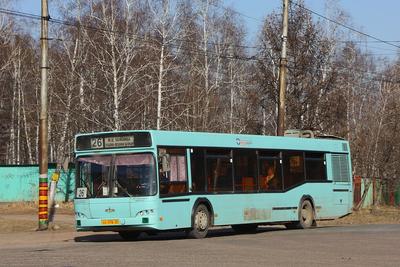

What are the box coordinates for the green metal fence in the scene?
[0,164,75,202]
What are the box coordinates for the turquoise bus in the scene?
[74,130,353,239]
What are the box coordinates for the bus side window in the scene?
[305,153,326,181]
[258,150,282,191]
[233,150,257,192]
[205,149,233,192]
[190,148,206,192]
[282,151,305,189]
[158,147,188,195]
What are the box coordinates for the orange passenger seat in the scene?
[242,177,255,191]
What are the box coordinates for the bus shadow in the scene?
[74,226,287,242]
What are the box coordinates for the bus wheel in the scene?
[298,200,315,229]
[119,231,141,241]
[231,224,258,234]
[187,204,210,239]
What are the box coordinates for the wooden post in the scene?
[38,0,49,231]
[277,0,289,136]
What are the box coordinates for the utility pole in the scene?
[38,0,49,231]
[277,0,289,136]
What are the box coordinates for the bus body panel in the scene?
[158,198,192,230]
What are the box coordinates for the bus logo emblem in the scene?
[236,138,252,146]
[105,208,115,213]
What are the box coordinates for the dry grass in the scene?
[0,201,74,215]
[320,206,400,226]
[0,217,75,233]
[0,202,75,233]
[0,217,38,233]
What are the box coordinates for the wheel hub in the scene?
[301,205,312,223]
[195,210,208,231]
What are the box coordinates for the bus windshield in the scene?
[76,153,157,198]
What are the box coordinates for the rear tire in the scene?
[231,224,258,234]
[187,204,210,239]
[298,200,315,229]
[285,200,316,229]
[119,231,141,241]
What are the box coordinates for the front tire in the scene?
[187,204,210,239]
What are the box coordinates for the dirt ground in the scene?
[0,202,75,233]
[0,202,399,233]
[319,206,400,225]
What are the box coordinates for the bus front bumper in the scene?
[76,217,158,232]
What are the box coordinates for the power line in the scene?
[0,8,264,53]
[209,1,400,48]
[0,8,41,20]
[290,0,400,50]
[0,7,398,68]
[0,7,260,61]
[336,40,400,44]
[1,6,399,58]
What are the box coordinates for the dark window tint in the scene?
[207,148,231,156]
[258,150,280,158]
[206,149,233,192]
[305,153,326,181]
[282,152,305,189]
[258,157,283,191]
[190,148,206,192]
[233,150,257,192]
[158,148,187,195]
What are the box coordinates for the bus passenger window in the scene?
[258,151,282,191]
[233,150,257,192]
[158,148,188,195]
[206,149,233,192]
[190,148,206,192]
[282,152,305,189]
[305,153,326,181]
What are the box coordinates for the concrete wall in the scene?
[0,164,75,202]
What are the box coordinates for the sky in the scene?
[15,0,400,59]
[222,0,400,59]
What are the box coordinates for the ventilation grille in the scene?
[332,154,350,182]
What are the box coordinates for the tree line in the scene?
[0,0,399,191]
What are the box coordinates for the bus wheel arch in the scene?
[191,198,214,226]
[187,198,213,238]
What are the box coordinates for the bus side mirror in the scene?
[160,154,170,172]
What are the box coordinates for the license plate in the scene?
[101,219,120,225]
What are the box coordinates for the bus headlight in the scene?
[75,211,88,218]
[136,209,155,217]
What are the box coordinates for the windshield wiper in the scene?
[115,180,133,197]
